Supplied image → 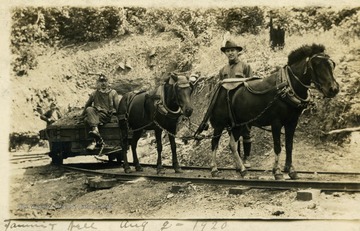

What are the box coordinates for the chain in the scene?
[192,90,285,142]
[153,119,179,138]
[233,92,282,127]
[130,121,154,132]
[185,120,228,140]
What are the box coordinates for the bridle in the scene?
[288,53,336,93]
[170,79,192,112]
[306,53,336,93]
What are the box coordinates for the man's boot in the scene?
[87,140,97,150]
[89,126,101,138]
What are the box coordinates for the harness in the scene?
[196,54,331,133]
[125,90,146,117]
[154,76,192,120]
[121,76,192,134]
[154,85,183,120]
[277,66,311,108]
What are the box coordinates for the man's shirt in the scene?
[89,89,118,113]
[219,58,253,80]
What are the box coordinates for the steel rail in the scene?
[133,163,360,176]
[11,153,48,157]
[62,165,360,192]
[10,156,49,161]
[88,160,360,176]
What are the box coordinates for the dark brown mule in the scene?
[118,73,193,174]
[195,44,339,180]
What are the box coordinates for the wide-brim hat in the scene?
[220,40,243,52]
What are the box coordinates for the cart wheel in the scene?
[108,153,116,162]
[51,152,64,165]
[116,151,124,165]
[49,142,65,165]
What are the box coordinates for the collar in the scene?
[278,67,311,108]
[98,88,112,93]
[228,58,240,65]
[155,85,182,119]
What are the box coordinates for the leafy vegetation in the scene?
[10,6,360,145]
[12,6,359,76]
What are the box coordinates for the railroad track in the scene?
[10,153,49,163]
[62,161,360,192]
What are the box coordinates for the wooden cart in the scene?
[39,114,123,165]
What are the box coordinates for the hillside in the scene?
[9,6,360,153]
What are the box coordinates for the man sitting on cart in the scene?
[82,74,119,150]
[40,102,62,126]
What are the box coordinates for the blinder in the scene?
[305,53,336,88]
[307,53,335,72]
[172,75,191,88]
[177,83,191,88]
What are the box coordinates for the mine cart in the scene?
[39,110,123,165]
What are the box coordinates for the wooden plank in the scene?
[326,126,360,135]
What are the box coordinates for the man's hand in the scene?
[109,109,117,115]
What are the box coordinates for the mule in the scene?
[118,73,193,174]
[195,44,339,180]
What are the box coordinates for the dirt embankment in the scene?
[9,27,360,156]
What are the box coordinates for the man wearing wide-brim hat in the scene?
[219,40,252,80]
[219,39,253,168]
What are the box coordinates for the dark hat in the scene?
[98,74,108,82]
[220,40,243,52]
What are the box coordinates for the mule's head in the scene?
[308,53,339,98]
[168,73,194,117]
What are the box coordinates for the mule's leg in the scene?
[155,129,165,174]
[242,126,252,168]
[130,130,143,172]
[119,120,131,173]
[121,140,131,173]
[271,123,283,180]
[229,131,247,177]
[284,121,298,179]
[168,133,182,173]
[210,128,223,177]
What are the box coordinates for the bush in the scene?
[10,6,360,76]
[11,6,124,75]
[219,7,265,35]
[56,7,123,42]
[337,10,360,44]
[11,7,49,75]
[289,7,360,35]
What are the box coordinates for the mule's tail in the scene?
[194,84,221,137]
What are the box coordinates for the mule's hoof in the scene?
[211,170,221,177]
[243,160,251,168]
[174,168,183,173]
[289,171,298,180]
[274,173,284,180]
[157,169,165,175]
[236,169,247,177]
[124,168,132,174]
[135,165,143,172]
[240,170,247,177]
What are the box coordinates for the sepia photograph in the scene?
[1,0,360,230]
